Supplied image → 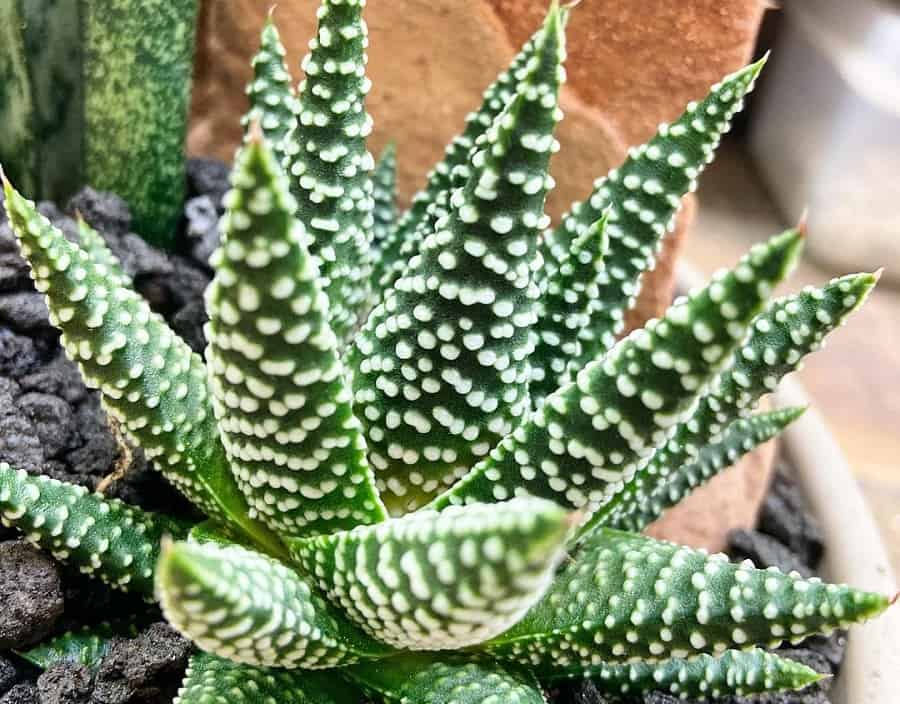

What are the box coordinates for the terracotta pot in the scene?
[187,0,770,547]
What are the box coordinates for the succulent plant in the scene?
[0,1,893,702]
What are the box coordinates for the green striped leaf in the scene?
[0,463,188,597]
[547,649,823,699]
[530,213,609,405]
[599,407,804,534]
[432,229,803,521]
[371,142,398,250]
[2,177,287,559]
[283,0,374,340]
[485,529,891,666]
[241,12,299,167]
[18,622,140,671]
[156,539,392,669]
[371,6,569,293]
[348,655,547,704]
[593,271,877,533]
[351,4,567,513]
[205,135,385,538]
[540,58,766,365]
[175,652,361,704]
[289,498,572,650]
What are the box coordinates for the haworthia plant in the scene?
[0,0,199,246]
[352,7,567,512]
[592,271,878,534]
[242,12,299,168]
[0,1,893,702]
[282,0,375,341]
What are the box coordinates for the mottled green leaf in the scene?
[156,539,392,669]
[433,229,803,522]
[352,5,567,512]
[290,497,572,650]
[205,135,385,538]
[0,463,188,597]
[485,529,890,666]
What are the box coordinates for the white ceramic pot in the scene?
[774,378,899,704]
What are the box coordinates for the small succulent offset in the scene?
[0,1,894,702]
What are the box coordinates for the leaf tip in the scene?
[873,267,885,283]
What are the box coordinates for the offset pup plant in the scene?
[0,1,894,702]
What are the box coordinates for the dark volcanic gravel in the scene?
[0,166,848,703]
[0,542,64,650]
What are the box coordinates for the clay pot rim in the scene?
[678,263,899,704]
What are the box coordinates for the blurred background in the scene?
[688,0,900,572]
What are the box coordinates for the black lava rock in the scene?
[0,292,50,332]
[0,329,48,377]
[116,233,173,284]
[0,683,39,704]
[800,631,848,675]
[169,298,208,354]
[186,158,230,210]
[92,623,191,704]
[66,397,120,481]
[0,249,30,293]
[183,196,220,267]
[554,680,617,704]
[37,662,94,704]
[727,529,814,578]
[0,541,65,649]
[758,469,825,569]
[67,188,132,239]
[643,694,683,704]
[0,657,23,697]
[17,392,74,459]
[18,355,86,405]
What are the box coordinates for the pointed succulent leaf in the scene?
[530,212,609,405]
[433,229,803,519]
[2,179,286,558]
[348,655,547,704]
[351,6,567,512]
[484,528,891,666]
[0,463,189,597]
[371,142,398,250]
[600,407,805,534]
[372,8,567,292]
[74,216,129,279]
[241,13,299,166]
[156,539,392,669]
[205,136,385,538]
[541,59,765,365]
[175,652,361,704]
[545,649,823,699]
[289,497,573,650]
[593,271,877,532]
[283,0,374,340]
[17,622,140,671]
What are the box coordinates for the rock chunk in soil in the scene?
[0,541,64,649]
[0,683,39,704]
[757,468,825,569]
[183,196,220,267]
[91,623,191,704]
[37,662,93,704]
[1,657,23,697]
[67,188,131,239]
[185,158,230,210]
[727,529,814,578]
